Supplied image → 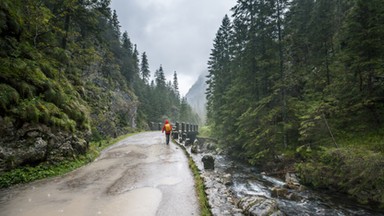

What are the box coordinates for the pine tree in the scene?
[140,52,150,83]
[121,31,135,83]
[132,44,140,81]
[307,0,338,89]
[111,10,120,38]
[172,71,180,98]
[206,14,233,136]
[155,65,166,88]
[336,0,384,128]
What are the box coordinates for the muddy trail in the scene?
[0,132,199,216]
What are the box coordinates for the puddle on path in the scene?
[94,187,162,216]
[1,186,162,216]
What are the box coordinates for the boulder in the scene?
[271,186,303,202]
[238,195,284,216]
[222,173,233,186]
[202,154,215,170]
[0,121,89,171]
[271,186,289,198]
[70,135,88,154]
[285,173,302,190]
[191,144,199,154]
[185,138,192,146]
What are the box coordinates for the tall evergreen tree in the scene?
[206,14,233,136]
[335,0,384,128]
[111,9,120,38]
[121,31,135,83]
[140,52,150,83]
[132,44,140,82]
[155,65,166,88]
[173,71,180,98]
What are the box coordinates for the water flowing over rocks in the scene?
[178,137,288,215]
[177,136,384,216]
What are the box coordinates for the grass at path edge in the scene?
[173,138,212,216]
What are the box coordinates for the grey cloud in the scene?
[111,0,236,95]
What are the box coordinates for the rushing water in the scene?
[213,155,384,216]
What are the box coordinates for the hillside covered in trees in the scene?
[0,0,198,172]
[206,0,384,207]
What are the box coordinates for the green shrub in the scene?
[198,125,213,138]
[16,81,36,98]
[297,147,384,207]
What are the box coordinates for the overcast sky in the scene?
[110,0,236,96]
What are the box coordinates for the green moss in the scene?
[44,86,67,106]
[39,59,59,79]
[0,58,25,81]
[16,81,36,98]
[0,84,20,111]
[189,157,212,216]
[173,138,212,216]
[9,98,77,131]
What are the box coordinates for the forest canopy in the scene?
[206,0,384,162]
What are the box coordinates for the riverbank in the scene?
[200,126,384,212]
[296,146,384,210]
[184,136,384,215]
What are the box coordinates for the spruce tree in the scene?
[173,71,180,98]
[140,52,150,83]
[336,0,384,128]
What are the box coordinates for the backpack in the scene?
[165,123,171,132]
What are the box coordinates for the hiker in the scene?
[162,120,172,145]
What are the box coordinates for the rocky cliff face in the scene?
[0,0,139,172]
[0,65,138,172]
[0,118,88,171]
[84,74,138,139]
[185,73,207,124]
[0,80,138,172]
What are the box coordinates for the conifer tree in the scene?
[172,71,180,98]
[132,44,140,81]
[155,65,166,88]
[111,10,120,38]
[336,0,384,128]
[206,14,233,136]
[140,52,150,83]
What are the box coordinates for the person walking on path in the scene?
[162,120,172,145]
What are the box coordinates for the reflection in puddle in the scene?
[95,187,162,216]
[1,186,162,216]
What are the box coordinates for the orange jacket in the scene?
[162,120,172,134]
